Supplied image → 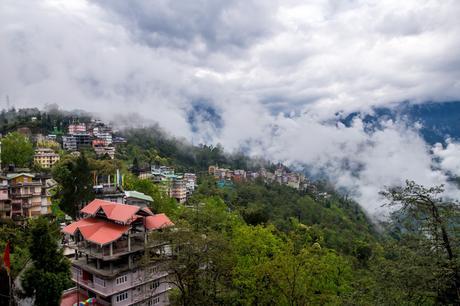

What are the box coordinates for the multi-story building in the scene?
[233,170,246,183]
[8,173,44,220]
[124,191,153,209]
[169,178,186,204]
[94,184,125,204]
[183,173,196,196]
[34,148,60,168]
[74,133,93,150]
[62,199,174,306]
[94,146,116,159]
[68,123,87,134]
[0,176,11,219]
[94,132,113,146]
[63,135,77,151]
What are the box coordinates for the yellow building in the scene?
[8,173,52,220]
[34,148,60,168]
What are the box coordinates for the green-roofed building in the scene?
[124,190,153,208]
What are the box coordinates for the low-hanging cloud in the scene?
[2,0,460,214]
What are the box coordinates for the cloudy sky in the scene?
[2,0,460,215]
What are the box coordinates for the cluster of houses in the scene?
[0,169,55,221]
[139,166,197,203]
[208,164,309,190]
[61,121,126,159]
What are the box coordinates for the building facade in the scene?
[68,123,87,134]
[34,148,60,168]
[0,176,10,219]
[8,173,47,220]
[62,199,174,306]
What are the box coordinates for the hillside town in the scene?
[0,111,331,306]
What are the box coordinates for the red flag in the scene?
[3,240,10,274]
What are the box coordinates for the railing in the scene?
[0,204,11,211]
[68,240,147,260]
[11,193,33,198]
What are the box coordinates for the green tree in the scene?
[150,198,239,305]
[21,217,71,306]
[52,153,94,218]
[123,174,178,216]
[380,180,460,304]
[1,132,34,167]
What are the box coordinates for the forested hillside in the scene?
[1,108,460,305]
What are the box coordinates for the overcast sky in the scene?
[2,0,460,215]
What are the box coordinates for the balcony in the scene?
[11,193,33,198]
[0,204,11,211]
[67,237,148,261]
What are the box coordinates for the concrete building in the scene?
[74,133,93,150]
[68,123,87,134]
[0,176,11,219]
[183,173,196,196]
[94,146,116,159]
[7,173,50,220]
[94,184,125,204]
[169,178,187,204]
[62,199,174,306]
[124,191,153,209]
[34,148,60,168]
[63,135,77,151]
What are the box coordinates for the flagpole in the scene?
[8,272,12,306]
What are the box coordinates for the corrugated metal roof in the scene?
[124,191,153,202]
[81,199,142,224]
[62,217,129,246]
[145,213,174,230]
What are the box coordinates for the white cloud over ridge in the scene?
[1,0,460,215]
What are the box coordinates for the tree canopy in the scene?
[1,131,34,167]
[21,217,71,306]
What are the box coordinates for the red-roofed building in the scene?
[62,200,174,306]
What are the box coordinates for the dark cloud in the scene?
[93,0,279,53]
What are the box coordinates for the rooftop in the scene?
[80,199,153,224]
[62,217,129,246]
[124,190,153,202]
[63,200,174,246]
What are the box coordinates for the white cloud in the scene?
[433,140,460,177]
[1,0,460,213]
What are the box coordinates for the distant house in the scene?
[62,135,77,151]
[7,173,51,220]
[94,145,116,159]
[34,148,60,168]
[94,184,125,203]
[0,176,11,219]
[68,123,86,134]
[124,190,153,209]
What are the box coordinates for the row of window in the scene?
[115,291,128,302]
[147,295,161,306]
[116,274,128,285]
[116,291,162,304]
[149,280,160,290]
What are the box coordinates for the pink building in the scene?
[62,199,174,305]
[68,123,87,134]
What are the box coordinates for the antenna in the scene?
[6,95,10,109]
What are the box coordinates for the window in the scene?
[147,266,159,275]
[115,291,128,303]
[116,274,128,285]
[72,266,81,276]
[147,295,161,306]
[94,276,106,287]
[149,280,160,290]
